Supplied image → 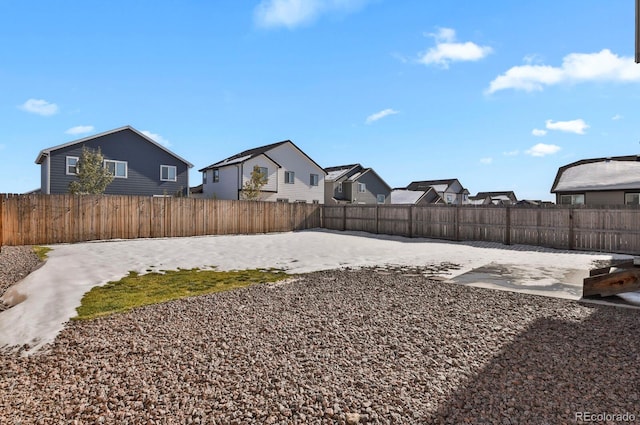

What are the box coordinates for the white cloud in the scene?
[480,157,493,164]
[487,49,640,94]
[532,129,547,137]
[418,27,493,68]
[365,108,399,124]
[254,0,369,29]
[65,125,95,135]
[142,130,171,147]
[525,143,561,157]
[503,150,519,156]
[19,98,59,116]
[612,114,623,120]
[545,119,589,135]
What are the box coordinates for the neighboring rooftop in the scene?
[324,164,360,182]
[551,155,640,192]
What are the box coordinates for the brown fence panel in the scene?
[457,206,506,243]
[377,205,410,236]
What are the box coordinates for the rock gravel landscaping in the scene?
[1,261,640,424]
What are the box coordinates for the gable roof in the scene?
[324,164,361,182]
[199,140,326,174]
[346,168,392,191]
[391,189,428,204]
[475,191,517,201]
[406,178,460,192]
[551,155,640,193]
[35,125,193,167]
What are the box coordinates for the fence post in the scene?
[568,208,575,250]
[505,206,511,245]
[455,205,460,241]
[408,205,413,238]
[343,205,347,231]
[375,205,379,234]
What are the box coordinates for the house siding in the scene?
[260,143,324,203]
[203,165,240,200]
[45,130,189,196]
[351,172,390,204]
[242,155,278,194]
[556,191,625,205]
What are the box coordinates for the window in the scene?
[203,171,207,184]
[213,169,220,182]
[295,200,307,203]
[285,171,295,184]
[160,165,177,181]
[559,194,585,205]
[276,198,289,203]
[256,167,269,183]
[66,156,79,175]
[104,160,127,178]
[337,182,342,193]
[312,200,320,204]
[625,193,640,205]
[310,174,319,186]
[446,194,453,204]
[358,183,366,193]
[377,194,385,204]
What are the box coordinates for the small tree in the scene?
[240,166,268,201]
[68,146,114,195]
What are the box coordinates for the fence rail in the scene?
[3,195,640,255]
[0,194,321,246]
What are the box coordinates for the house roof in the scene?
[475,191,517,200]
[551,155,640,193]
[35,125,194,167]
[199,140,326,174]
[390,189,428,204]
[324,164,361,181]
[406,179,460,192]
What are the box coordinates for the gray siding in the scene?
[46,129,189,196]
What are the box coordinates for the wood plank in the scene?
[583,268,640,297]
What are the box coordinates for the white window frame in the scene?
[257,167,269,183]
[560,194,585,205]
[213,169,220,182]
[358,183,366,193]
[625,193,640,205]
[160,165,177,182]
[310,174,319,186]
[285,171,295,184]
[104,159,128,178]
[66,156,79,175]
[377,194,385,204]
[337,182,342,193]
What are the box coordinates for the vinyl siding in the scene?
[203,165,240,200]
[242,155,278,193]
[46,130,189,196]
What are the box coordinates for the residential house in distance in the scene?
[324,164,391,205]
[199,140,326,203]
[405,179,470,204]
[390,188,442,205]
[470,191,518,205]
[551,155,640,205]
[35,126,193,196]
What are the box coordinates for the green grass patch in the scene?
[33,246,52,261]
[74,268,290,320]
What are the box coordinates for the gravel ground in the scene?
[0,246,41,311]
[1,265,640,424]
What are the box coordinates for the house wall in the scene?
[46,130,189,196]
[260,143,324,203]
[350,172,390,204]
[40,156,49,194]
[242,155,278,194]
[586,191,624,205]
[203,166,240,200]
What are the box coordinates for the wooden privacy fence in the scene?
[0,194,321,246]
[323,204,640,255]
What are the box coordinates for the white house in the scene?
[199,140,326,203]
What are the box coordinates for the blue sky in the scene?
[1,0,638,201]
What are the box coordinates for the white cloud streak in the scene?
[545,119,589,135]
[65,125,95,135]
[142,130,171,147]
[19,98,59,116]
[365,108,399,124]
[487,49,640,94]
[480,157,493,164]
[532,129,547,137]
[418,28,493,68]
[254,0,369,29]
[612,114,623,121]
[525,143,561,157]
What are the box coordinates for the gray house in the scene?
[406,179,470,204]
[551,155,640,205]
[36,126,193,196]
[324,164,391,204]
